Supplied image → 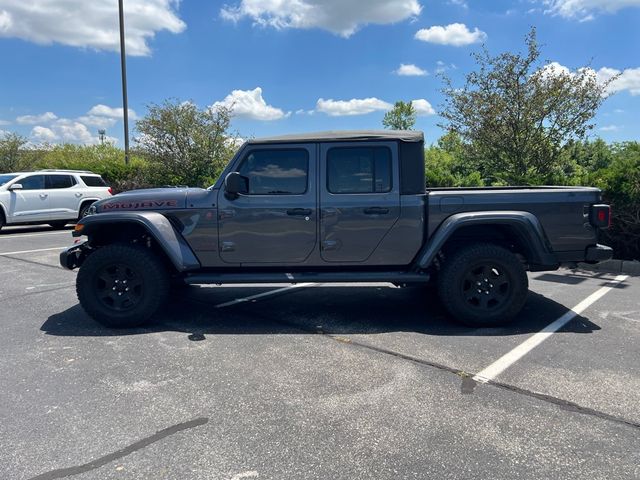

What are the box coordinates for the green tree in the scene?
[382,100,416,130]
[135,99,239,187]
[439,28,615,185]
[0,133,28,172]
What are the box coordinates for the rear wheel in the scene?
[0,211,4,231]
[437,243,528,327]
[78,202,94,220]
[76,243,170,328]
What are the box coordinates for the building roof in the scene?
[247,130,424,144]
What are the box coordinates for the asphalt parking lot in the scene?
[0,226,639,480]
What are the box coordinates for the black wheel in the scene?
[78,202,94,220]
[437,243,528,327]
[0,211,4,231]
[48,221,68,229]
[76,244,170,328]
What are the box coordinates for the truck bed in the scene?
[426,186,602,259]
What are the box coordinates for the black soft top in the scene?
[247,130,424,145]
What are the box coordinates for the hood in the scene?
[92,187,203,213]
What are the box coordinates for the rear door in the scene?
[7,174,50,222]
[319,142,400,263]
[217,144,317,264]
[45,174,80,220]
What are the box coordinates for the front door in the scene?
[8,174,50,222]
[217,144,317,264]
[319,142,400,263]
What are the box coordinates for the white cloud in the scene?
[415,23,486,46]
[543,0,640,20]
[316,97,393,116]
[221,0,422,37]
[52,119,98,144]
[411,99,435,116]
[0,0,185,56]
[539,62,640,96]
[212,87,289,120]
[0,119,10,126]
[77,115,118,129]
[31,126,58,143]
[16,112,58,125]
[596,67,640,96]
[29,118,114,145]
[599,125,619,132]
[87,104,137,120]
[395,63,428,76]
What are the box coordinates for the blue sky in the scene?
[0,0,639,146]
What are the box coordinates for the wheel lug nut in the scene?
[112,287,116,290]
[125,287,129,291]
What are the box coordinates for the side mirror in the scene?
[9,183,23,191]
[224,172,249,199]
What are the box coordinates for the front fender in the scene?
[74,212,201,272]
[413,211,559,271]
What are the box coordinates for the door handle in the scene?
[287,208,312,216]
[39,193,48,199]
[363,207,389,215]
[75,193,83,198]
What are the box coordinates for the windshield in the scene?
[0,174,18,186]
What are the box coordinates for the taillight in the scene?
[590,204,611,228]
[108,187,113,195]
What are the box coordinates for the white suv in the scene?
[0,170,113,230]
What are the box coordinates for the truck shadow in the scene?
[41,286,600,338]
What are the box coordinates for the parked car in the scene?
[60,131,613,328]
[0,170,112,230]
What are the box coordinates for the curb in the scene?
[578,259,640,276]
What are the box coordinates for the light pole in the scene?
[118,0,130,165]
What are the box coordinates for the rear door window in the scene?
[46,175,76,189]
[327,147,392,194]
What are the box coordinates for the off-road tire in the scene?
[76,243,169,328]
[437,242,528,327]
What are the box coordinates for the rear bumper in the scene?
[59,241,91,270]
[585,244,613,263]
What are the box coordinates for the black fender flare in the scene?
[412,211,559,271]
[75,212,201,272]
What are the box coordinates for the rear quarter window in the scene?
[81,176,107,187]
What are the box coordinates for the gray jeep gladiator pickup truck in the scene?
[60,130,613,328]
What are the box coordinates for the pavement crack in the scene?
[184,294,640,432]
[27,417,209,480]
[1,254,68,271]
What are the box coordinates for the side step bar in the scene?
[184,271,431,285]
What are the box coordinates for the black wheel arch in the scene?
[76,212,200,273]
[414,211,559,272]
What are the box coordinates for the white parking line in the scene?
[473,274,628,384]
[215,283,314,308]
[0,247,65,256]
[0,231,70,239]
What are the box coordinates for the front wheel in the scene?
[76,244,170,328]
[437,243,528,327]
